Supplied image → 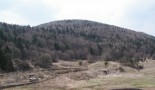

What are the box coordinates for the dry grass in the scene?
[3,60,155,90]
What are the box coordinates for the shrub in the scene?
[104,61,109,66]
[17,61,31,71]
[118,66,125,72]
[78,60,82,66]
[137,65,143,70]
[0,50,15,72]
[37,53,52,68]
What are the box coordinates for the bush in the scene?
[1,59,14,72]
[51,55,58,62]
[17,61,31,71]
[118,66,125,72]
[78,60,82,66]
[104,61,109,66]
[0,50,15,72]
[37,53,52,68]
[137,65,143,70]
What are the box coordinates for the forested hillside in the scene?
[0,20,155,72]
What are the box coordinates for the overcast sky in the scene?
[0,0,155,36]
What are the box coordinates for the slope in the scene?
[0,20,155,71]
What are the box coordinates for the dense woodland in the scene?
[0,20,155,72]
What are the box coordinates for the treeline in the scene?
[0,20,155,72]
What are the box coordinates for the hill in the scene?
[0,20,155,72]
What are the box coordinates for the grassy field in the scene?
[3,60,155,90]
